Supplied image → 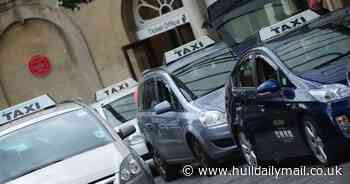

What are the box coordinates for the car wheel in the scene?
[303,119,336,165]
[192,139,216,168]
[152,149,179,181]
[238,131,258,167]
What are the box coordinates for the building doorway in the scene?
[123,23,195,80]
[143,23,195,67]
[122,0,199,79]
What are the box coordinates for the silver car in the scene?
[0,95,154,184]
[92,85,150,160]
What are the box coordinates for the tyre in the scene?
[191,139,217,168]
[303,118,338,165]
[152,148,179,182]
[237,130,259,167]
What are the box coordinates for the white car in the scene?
[0,95,154,184]
[93,79,150,160]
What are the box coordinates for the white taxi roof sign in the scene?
[259,10,320,42]
[164,36,215,64]
[0,95,56,126]
[95,78,138,101]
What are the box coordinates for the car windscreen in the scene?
[172,49,235,99]
[269,21,350,84]
[218,0,307,45]
[104,93,137,123]
[0,109,113,183]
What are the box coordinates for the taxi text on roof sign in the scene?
[259,10,320,42]
[164,36,215,64]
[95,78,138,101]
[0,95,56,126]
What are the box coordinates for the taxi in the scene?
[138,36,240,181]
[0,95,154,184]
[92,79,150,160]
[226,8,350,166]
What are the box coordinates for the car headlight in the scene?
[308,84,350,103]
[125,134,144,146]
[119,153,143,183]
[199,111,226,127]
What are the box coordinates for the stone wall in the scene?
[0,0,133,106]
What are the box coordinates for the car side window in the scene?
[142,79,157,112]
[256,57,278,85]
[256,56,295,88]
[102,107,122,128]
[238,60,255,87]
[279,71,295,88]
[156,80,182,111]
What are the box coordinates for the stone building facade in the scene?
[0,0,209,107]
[0,0,348,108]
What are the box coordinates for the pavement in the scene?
[154,159,350,184]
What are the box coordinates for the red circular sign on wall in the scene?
[28,55,52,78]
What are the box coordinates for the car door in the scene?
[138,78,158,148]
[234,57,260,133]
[255,54,309,159]
[235,54,276,159]
[153,77,186,160]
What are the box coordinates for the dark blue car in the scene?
[226,8,350,166]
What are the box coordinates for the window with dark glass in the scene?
[218,0,308,45]
[172,49,236,98]
[270,20,350,84]
[142,79,157,111]
[103,93,138,123]
[156,80,181,111]
[238,61,255,87]
[256,58,278,85]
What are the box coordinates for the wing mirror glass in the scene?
[257,79,280,96]
[116,125,136,140]
[154,101,172,114]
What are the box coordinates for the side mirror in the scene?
[154,101,172,115]
[117,125,136,140]
[257,79,280,96]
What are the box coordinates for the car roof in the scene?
[143,41,232,78]
[0,102,82,136]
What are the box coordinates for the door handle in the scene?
[145,124,153,129]
[257,105,265,112]
[159,124,167,129]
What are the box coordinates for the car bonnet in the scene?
[6,143,126,184]
[191,87,225,112]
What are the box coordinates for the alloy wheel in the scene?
[238,132,258,167]
[304,121,328,164]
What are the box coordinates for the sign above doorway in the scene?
[136,9,189,40]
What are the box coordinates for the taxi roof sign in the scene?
[259,10,320,42]
[95,78,138,101]
[0,95,56,126]
[164,36,215,64]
